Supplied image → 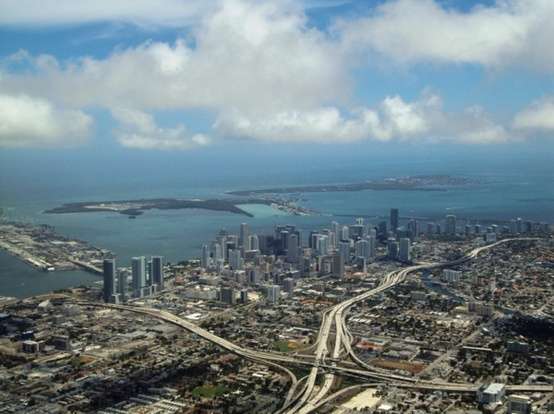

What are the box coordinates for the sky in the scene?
[0,0,553,156]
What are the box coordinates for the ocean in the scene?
[1,143,553,298]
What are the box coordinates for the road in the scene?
[76,237,550,413]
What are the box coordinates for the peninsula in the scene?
[227,175,474,196]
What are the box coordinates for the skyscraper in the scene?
[131,256,146,297]
[220,287,236,305]
[338,240,350,264]
[390,208,399,234]
[368,235,377,259]
[387,238,399,260]
[249,234,259,251]
[332,253,345,278]
[201,244,210,269]
[283,277,295,294]
[266,285,281,303]
[103,259,116,303]
[229,249,243,270]
[118,269,126,302]
[151,256,164,290]
[399,238,411,263]
[446,214,457,236]
[355,239,369,259]
[239,223,250,250]
[287,233,299,263]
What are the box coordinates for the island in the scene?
[44,197,314,218]
[227,175,475,196]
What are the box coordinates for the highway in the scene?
[286,237,542,414]
[76,237,550,413]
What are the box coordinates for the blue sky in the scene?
[0,0,553,155]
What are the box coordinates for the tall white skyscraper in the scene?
[316,234,329,256]
[340,225,349,241]
[249,234,259,251]
[131,256,146,297]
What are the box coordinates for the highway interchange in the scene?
[78,237,552,413]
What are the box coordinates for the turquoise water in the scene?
[1,146,553,298]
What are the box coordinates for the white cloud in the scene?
[112,108,210,150]
[513,98,554,130]
[215,93,508,144]
[338,0,554,72]
[0,0,211,27]
[1,0,346,114]
[0,93,92,148]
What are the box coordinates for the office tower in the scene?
[426,223,434,234]
[267,285,281,303]
[283,277,295,294]
[131,256,146,297]
[151,256,164,290]
[103,259,116,303]
[239,223,249,249]
[213,243,223,262]
[516,217,523,234]
[287,233,299,263]
[387,238,399,260]
[249,234,259,251]
[340,226,349,241]
[378,221,387,238]
[216,234,227,260]
[229,249,243,270]
[390,208,399,234]
[407,219,418,240]
[465,224,472,235]
[239,289,249,304]
[356,217,364,225]
[355,239,370,259]
[118,269,126,302]
[399,238,411,263]
[248,269,261,285]
[280,230,289,251]
[331,221,340,246]
[201,244,210,269]
[474,224,482,234]
[220,287,236,305]
[339,240,350,264]
[368,228,377,238]
[368,235,377,259]
[436,223,442,234]
[332,253,345,278]
[349,224,365,239]
[316,234,329,256]
[445,214,457,236]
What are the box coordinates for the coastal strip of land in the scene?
[44,197,314,218]
[227,175,474,196]
[0,222,111,273]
